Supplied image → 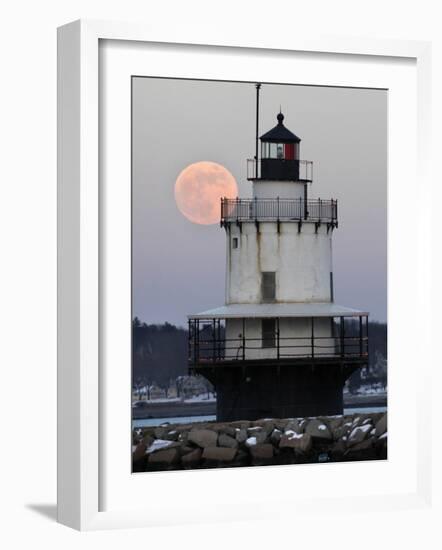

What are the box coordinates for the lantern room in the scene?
[259,112,308,181]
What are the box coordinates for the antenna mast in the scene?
[255,83,261,179]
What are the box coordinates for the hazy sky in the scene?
[133,78,387,326]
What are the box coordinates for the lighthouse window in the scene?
[263,142,288,159]
[262,319,276,348]
[232,237,239,249]
[261,271,276,302]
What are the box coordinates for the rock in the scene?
[344,439,377,461]
[154,426,169,439]
[181,448,202,467]
[280,433,312,454]
[132,442,146,462]
[132,446,148,472]
[141,434,154,448]
[188,429,218,448]
[304,419,333,441]
[132,414,388,470]
[327,417,344,437]
[146,439,180,454]
[230,420,251,429]
[164,430,179,441]
[230,449,250,467]
[375,414,387,437]
[370,412,385,426]
[236,428,248,444]
[218,433,239,449]
[251,420,275,435]
[249,443,274,460]
[206,423,228,434]
[274,419,289,431]
[221,426,238,438]
[245,436,258,448]
[330,439,347,461]
[375,432,388,459]
[347,424,373,446]
[246,428,268,444]
[298,419,308,431]
[270,428,282,445]
[334,420,354,440]
[148,448,179,465]
[285,419,302,433]
[202,446,237,462]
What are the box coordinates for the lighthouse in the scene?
[188,87,369,422]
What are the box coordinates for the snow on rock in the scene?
[304,419,332,440]
[348,423,373,445]
[236,428,248,444]
[285,419,302,433]
[146,439,175,454]
[280,433,312,452]
[246,436,257,447]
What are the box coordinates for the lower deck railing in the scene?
[188,316,369,367]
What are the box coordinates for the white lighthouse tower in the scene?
[188,86,369,422]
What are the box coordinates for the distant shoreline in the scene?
[132,393,387,420]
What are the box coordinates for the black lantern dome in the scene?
[260,112,301,144]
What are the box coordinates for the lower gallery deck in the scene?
[187,304,369,420]
[188,307,369,369]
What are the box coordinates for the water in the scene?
[344,406,386,414]
[133,414,217,428]
[132,406,386,428]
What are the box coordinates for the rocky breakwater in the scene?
[132,412,387,472]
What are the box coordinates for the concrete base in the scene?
[196,363,359,422]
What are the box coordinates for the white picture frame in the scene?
[57,19,433,531]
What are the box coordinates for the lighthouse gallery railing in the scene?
[188,316,368,368]
[221,198,338,225]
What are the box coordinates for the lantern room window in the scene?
[261,142,298,160]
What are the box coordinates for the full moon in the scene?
[174,161,238,225]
